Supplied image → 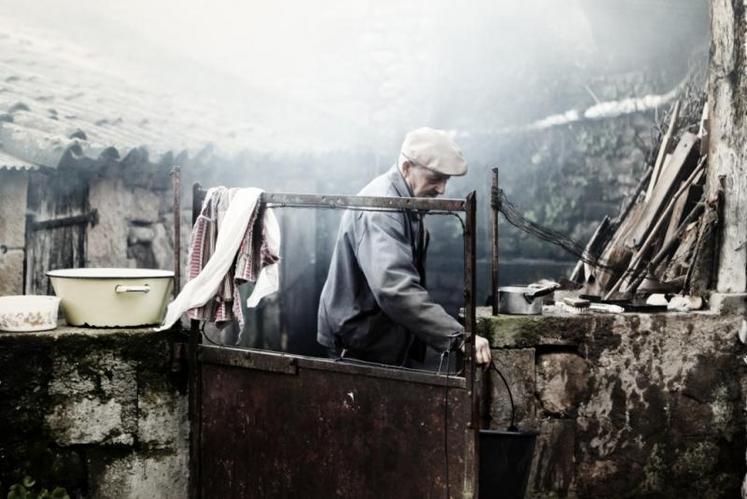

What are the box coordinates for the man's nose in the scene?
[435,181,446,195]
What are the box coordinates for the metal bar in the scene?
[491,168,500,315]
[30,210,98,231]
[199,345,298,375]
[463,191,479,498]
[192,183,205,222]
[198,344,468,388]
[188,319,201,499]
[171,166,181,295]
[188,182,203,499]
[192,187,467,213]
[261,192,466,212]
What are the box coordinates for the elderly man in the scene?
[317,127,492,367]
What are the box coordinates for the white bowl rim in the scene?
[47,268,174,279]
[0,295,61,302]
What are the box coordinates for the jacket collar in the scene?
[387,165,414,198]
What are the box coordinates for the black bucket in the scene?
[479,429,538,499]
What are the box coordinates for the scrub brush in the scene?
[560,297,591,314]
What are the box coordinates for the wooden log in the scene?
[688,176,725,294]
[698,100,709,156]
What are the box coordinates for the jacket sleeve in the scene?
[354,210,463,353]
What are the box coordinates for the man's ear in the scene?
[401,160,413,177]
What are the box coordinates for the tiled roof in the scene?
[0,149,37,170]
[0,20,309,169]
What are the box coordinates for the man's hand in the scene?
[460,335,492,365]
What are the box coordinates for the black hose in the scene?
[488,359,518,432]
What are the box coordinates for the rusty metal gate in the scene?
[188,187,479,499]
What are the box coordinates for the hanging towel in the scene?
[155,187,280,331]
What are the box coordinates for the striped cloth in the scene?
[187,187,279,329]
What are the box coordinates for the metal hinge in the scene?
[29,209,98,231]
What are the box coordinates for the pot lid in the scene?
[46,268,174,279]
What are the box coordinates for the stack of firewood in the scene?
[570,100,720,301]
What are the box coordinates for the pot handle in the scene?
[115,284,151,294]
[523,283,560,302]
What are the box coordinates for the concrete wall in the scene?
[477,308,747,498]
[0,170,28,295]
[0,327,188,498]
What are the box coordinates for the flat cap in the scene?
[400,127,467,176]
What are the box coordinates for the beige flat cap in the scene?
[400,127,467,176]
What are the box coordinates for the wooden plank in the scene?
[661,220,699,282]
[605,162,706,298]
[25,171,89,294]
[585,203,643,296]
[569,216,611,283]
[664,182,702,244]
[645,100,680,203]
[630,132,699,249]
[580,166,653,293]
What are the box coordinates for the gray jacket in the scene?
[317,166,463,365]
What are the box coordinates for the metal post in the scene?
[463,191,479,497]
[188,182,203,499]
[491,168,500,315]
[171,166,181,296]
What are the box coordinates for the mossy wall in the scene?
[478,308,746,498]
[0,328,188,498]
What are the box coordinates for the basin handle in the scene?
[115,284,151,294]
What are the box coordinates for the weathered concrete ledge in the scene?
[0,326,188,498]
[477,306,747,498]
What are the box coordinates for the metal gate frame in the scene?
[187,185,479,498]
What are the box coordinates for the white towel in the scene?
[156,188,280,331]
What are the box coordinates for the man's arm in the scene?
[354,209,492,365]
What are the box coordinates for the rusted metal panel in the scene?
[188,187,480,498]
[198,348,473,499]
[199,344,467,388]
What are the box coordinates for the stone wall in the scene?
[708,0,747,293]
[0,170,28,295]
[83,149,176,272]
[0,327,188,498]
[477,308,747,498]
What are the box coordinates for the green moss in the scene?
[477,314,591,348]
[639,443,666,494]
[672,441,719,477]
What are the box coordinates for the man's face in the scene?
[401,162,450,198]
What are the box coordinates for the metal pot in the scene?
[497,284,558,315]
[47,268,174,327]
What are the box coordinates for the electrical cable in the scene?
[492,185,627,274]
